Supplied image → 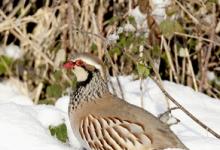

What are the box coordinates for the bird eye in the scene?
[75,60,84,66]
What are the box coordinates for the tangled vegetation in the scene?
[0,0,219,105]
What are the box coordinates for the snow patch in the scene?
[0,103,73,150]
[55,96,70,113]
[0,76,220,150]
[129,6,147,29]
[4,44,23,59]
[0,81,32,105]
[106,33,119,43]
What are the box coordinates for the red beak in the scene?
[63,60,75,69]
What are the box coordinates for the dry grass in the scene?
[0,0,219,103]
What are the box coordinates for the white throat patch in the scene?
[72,54,106,80]
[73,66,89,82]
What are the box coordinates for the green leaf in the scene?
[126,32,134,46]
[53,70,62,81]
[151,45,161,58]
[132,47,139,53]
[70,73,77,89]
[0,56,13,75]
[106,16,119,25]
[2,55,13,65]
[111,47,121,56]
[38,99,55,105]
[0,63,6,75]
[136,63,150,78]
[128,16,136,27]
[159,19,184,39]
[207,0,218,3]
[46,84,62,98]
[90,43,98,52]
[187,38,197,50]
[166,5,178,16]
[49,123,68,143]
[118,35,127,48]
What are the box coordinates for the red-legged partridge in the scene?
[64,53,188,150]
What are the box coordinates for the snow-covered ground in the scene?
[0,76,220,150]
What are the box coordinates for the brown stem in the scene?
[152,77,220,139]
[145,46,220,139]
[199,4,216,92]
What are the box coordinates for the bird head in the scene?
[63,53,107,82]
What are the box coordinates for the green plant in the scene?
[49,123,68,143]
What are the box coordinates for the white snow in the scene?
[3,44,23,59]
[123,23,136,32]
[0,81,80,150]
[129,6,147,29]
[151,0,171,23]
[0,103,73,150]
[206,71,216,81]
[106,33,119,43]
[0,80,32,105]
[0,76,220,150]
[129,0,171,28]
[55,96,69,113]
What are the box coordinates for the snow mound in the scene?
[0,76,220,150]
[0,80,32,105]
[0,80,80,150]
[0,103,73,150]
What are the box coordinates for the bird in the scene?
[63,53,188,150]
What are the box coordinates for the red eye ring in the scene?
[75,60,84,66]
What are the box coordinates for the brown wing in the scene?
[73,92,187,150]
[79,114,152,150]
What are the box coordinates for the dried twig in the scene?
[185,48,198,91]
[175,32,220,47]
[162,36,179,83]
[152,77,220,139]
[67,0,74,49]
[105,50,125,100]
[159,107,179,119]
[144,46,220,139]
[174,0,199,24]
[199,4,216,92]
[34,82,43,104]
[145,49,171,111]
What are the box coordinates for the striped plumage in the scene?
[64,53,188,150]
[79,114,151,150]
